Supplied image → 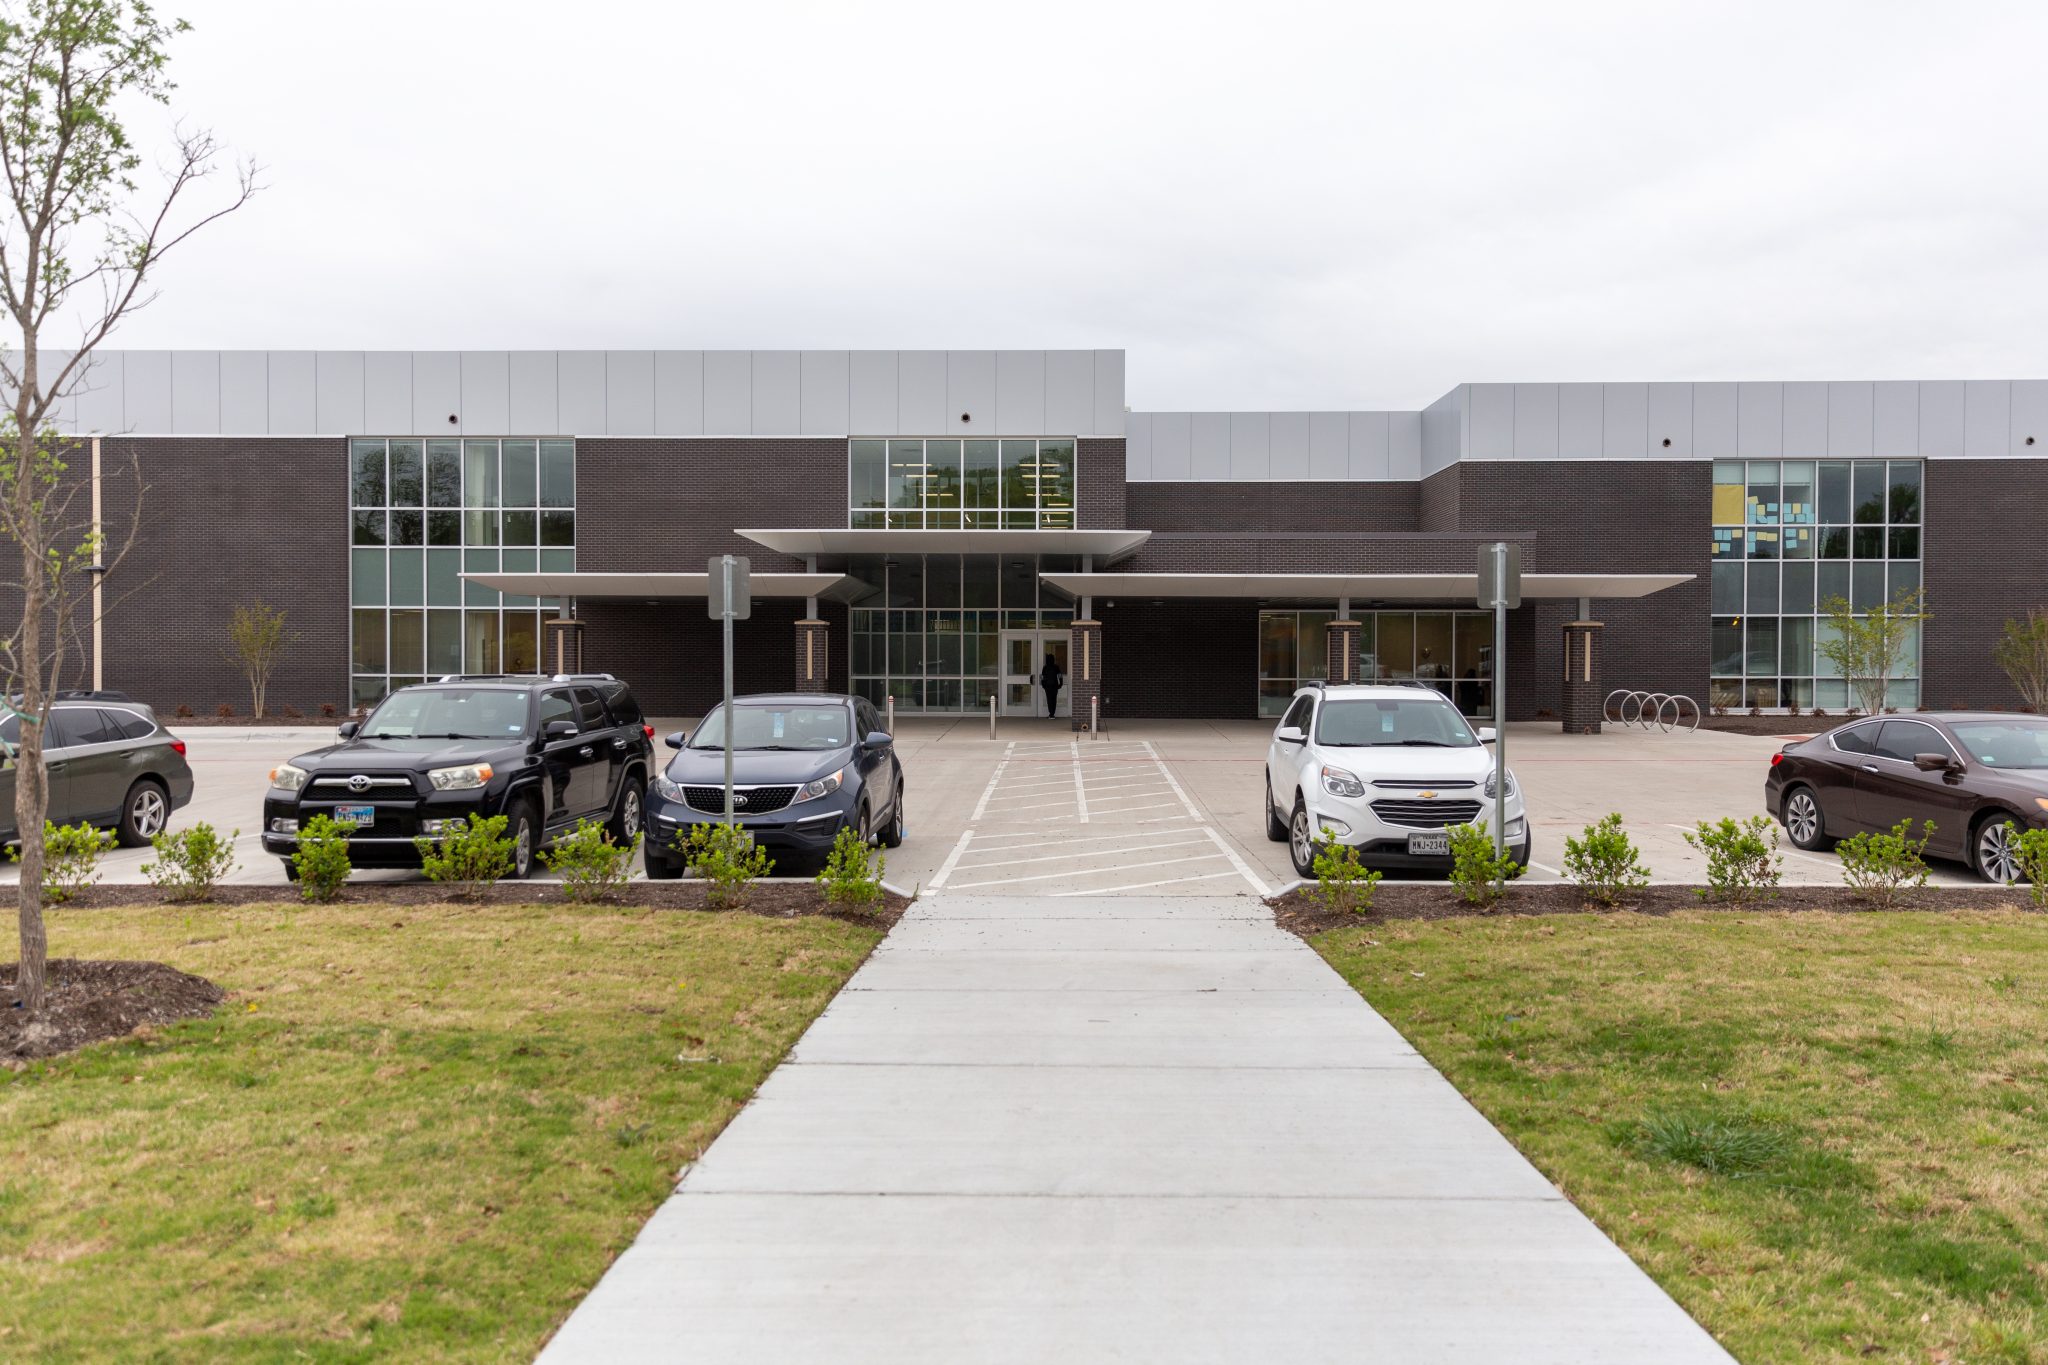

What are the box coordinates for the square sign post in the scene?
[709,556,751,823]
[1477,543,1521,887]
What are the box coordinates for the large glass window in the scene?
[1710,458,1921,712]
[1258,608,1495,719]
[849,438,1079,529]
[846,554,1074,712]
[348,437,573,709]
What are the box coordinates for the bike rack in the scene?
[1601,688,1701,734]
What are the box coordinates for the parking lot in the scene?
[0,715,1989,891]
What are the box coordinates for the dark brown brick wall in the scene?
[1127,531,1533,575]
[580,598,850,718]
[1096,598,1259,719]
[1126,481,1420,533]
[95,436,349,714]
[1077,438,1126,529]
[1418,465,1460,532]
[575,438,846,573]
[1921,460,2048,708]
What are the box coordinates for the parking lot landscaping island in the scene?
[0,901,881,1360]
[1312,908,2048,1363]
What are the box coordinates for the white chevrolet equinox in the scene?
[1264,683,1530,878]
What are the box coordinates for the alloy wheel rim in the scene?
[1787,792,1817,844]
[135,789,165,836]
[1291,809,1311,867]
[1979,823,2020,883]
[623,791,641,839]
[516,824,532,875]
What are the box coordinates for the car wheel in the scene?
[1288,798,1321,880]
[1781,785,1833,851]
[1264,771,1288,842]
[1973,814,2024,885]
[610,776,646,847]
[506,799,539,880]
[115,779,169,848]
[644,850,683,880]
[879,780,905,849]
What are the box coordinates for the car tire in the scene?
[879,780,905,849]
[1971,812,2024,885]
[610,775,646,847]
[115,779,170,848]
[1780,785,1833,852]
[281,858,300,881]
[1264,771,1288,842]
[644,850,683,880]
[506,799,540,880]
[1288,798,1321,880]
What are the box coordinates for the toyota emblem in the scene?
[347,774,372,793]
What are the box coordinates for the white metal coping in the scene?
[1036,571,1694,599]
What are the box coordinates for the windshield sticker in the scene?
[773,713,786,738]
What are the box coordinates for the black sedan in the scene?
[1764,712,2048,882]
[644,693,904,878]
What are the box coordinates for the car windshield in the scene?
[1316,698,1479,748]
[692,703,851,751]
[1947,718,2048,769]
[361,687,528,739]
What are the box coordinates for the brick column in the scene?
[1561,619,1603,734]
[1070,619,1102,733]
[795,619,830,693]
[1326,620,1362,685]
[543,618,584,675]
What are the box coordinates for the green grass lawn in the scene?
[1314,908,2048,1365]
[0,902,882,1362]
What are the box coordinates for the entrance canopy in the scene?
[461,571,848,600]
[737,527,1151,563]
[1038,571,1693,600]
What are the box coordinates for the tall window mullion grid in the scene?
[1258,609,1499,718]
[1709,458,1921,712]
[849,437,1076,528]
[348,437,576,709]
[845,554,1075,712]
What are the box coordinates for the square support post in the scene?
[544,618,584,675]
[1070,619,1102,733]
[1561,619,1604,734]
[1326,620,1362,685]
[795,618,830,693]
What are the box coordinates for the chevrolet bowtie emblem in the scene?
[1418,790,1437,799]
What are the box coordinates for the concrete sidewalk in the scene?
[540,895,1733,1363]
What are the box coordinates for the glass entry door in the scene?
[1001,632,1069,718]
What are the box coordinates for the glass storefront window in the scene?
[848,438,1079,530]
[847,554,1075,712]
[1256,608,1495,718]
[349,437,570,708]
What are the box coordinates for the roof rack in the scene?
[551,673,617,683]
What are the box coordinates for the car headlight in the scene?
[269,762,310,792]
[794,768,845,803]
[1320,764,1366,798]
[1484,768,1518,800]
[426,763,494,791]
[652,773,685,801]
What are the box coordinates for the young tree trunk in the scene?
[12,415,49,1014]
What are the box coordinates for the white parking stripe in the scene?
[1071,800,1181,816]
[1071,738,1089,825]
[960,827,1207,853]
[1201,826,1273,896]
[969,743,1017,822]
[927,828,975,891]
[1052,870,1244,897]
[1141,740,1206,821]
[949,851,1228,891]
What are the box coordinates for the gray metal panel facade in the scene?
[1467,384,1514,459]
[751,351,801,436]
[1873,380,1919,456]
[702,352,752,435]
[509,351,559,434]
[1151,411,1193,479]
[220,351,268,433]
[996,350,1046,435]
[1827,381,1873,458]
[314,352,364,434]
[1269,411,1310,479]
[1124,410,1152,480]
[1045,350,1094,434]
[410,350,458,435]
[1388,411,1422,481]
[653,351,704,435]
[1513,384,1559,459]
[363,351,410,433]
[800,350,850,435]
[1091,350,1125,437]
[848,351,897,434]
[1307,412,1348,479]
[557,351,607,437]
[1190,412,1230,479]
[1693,383,1736,459]
[461,351,511,435]
[946,350,996,435]
[1351,411,1392,480]
[606,351,656,436]
[897,351,947,435]
[170,350,220,434]
[124,350,173,433]
[1965,380,2011,458]
[1604,383,1650,459]
[1783,381,1828,456]
[1557,383,1601,457]
[2009,380,2048,455]
[269,352,316,432]
[1738,382,1782,459]
[1228,411,1269,479]
[1647,383,1693,459]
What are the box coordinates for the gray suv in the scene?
[0,696,196,846]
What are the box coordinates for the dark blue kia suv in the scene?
[644,693,904,877]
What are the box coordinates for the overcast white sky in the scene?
[92,0,2048,410]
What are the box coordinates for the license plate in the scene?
[334,804,376,826]
[1407,831,1449,856]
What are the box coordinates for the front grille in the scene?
[1370,779,1478,790]
[1370,798,1484,829]
[683,786,797,815]
[311,775,417,793]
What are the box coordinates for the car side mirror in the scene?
[864,730,892,749]
[544,719,578,742]
[336,720,359,740]
[665,730,686,750]
[1275,725,1306,744]
[1476,727,1497,743]
[1912,751,1958,773]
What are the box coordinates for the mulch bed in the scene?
[156,714,342,727]
[34,880,908,928]
[3,959,226,1062]
[1692,714,1855,736]
[1269,881,2038,937]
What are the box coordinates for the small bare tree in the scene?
[226,599,287,718]
[2,0,255,1017]
[1993,609,2048,713]
[1818,587,1929,715]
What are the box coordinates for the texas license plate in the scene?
[1407,831,1449,856]
[334,804,376,826]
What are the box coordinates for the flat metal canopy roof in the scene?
[1038,571,1694,600]
[462,571,847,600]
[736,527,1151,561]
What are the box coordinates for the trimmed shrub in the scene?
[142,821,239,902]
[816,826,886,907]
[13,821,116,903]
[2008,822,2048,910]
[541,817,639,903]
[293,814,355,902]
[1446,821,1522,907]
[1311,827,1381,914]
[1838,818,1933,908]
[415,812,515,899]
[1682,816,1782,903]
[680,822,774,908]
[1562,812,1650,907]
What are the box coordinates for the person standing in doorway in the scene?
[1040,651,1064,718]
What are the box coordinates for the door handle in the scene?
[611,739,627,750]
[1861,763,1880,773]
[579,746,595,758]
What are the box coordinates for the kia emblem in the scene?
[733,793,748,807]
[347,774,371,793]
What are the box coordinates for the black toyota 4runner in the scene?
[261,675,654,879]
